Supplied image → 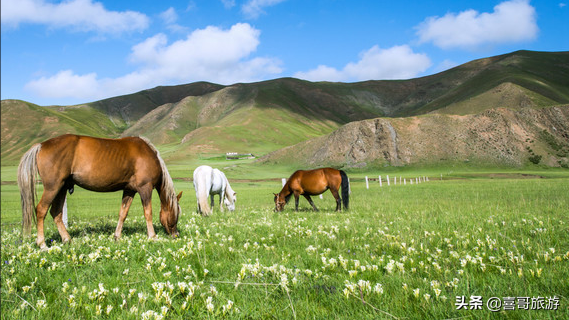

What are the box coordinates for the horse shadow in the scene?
[47,222,167,243]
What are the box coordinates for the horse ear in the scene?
[177,191,183,201]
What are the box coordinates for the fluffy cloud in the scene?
[295,45,431,82]
[241,0,287,19]
[159,7,178,25]
[25,70,100,99]
[126,23,281,83]
[24,23,283,100]
[416,0,538,49]
[1,0,149,33]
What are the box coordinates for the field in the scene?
[1,162,568,319]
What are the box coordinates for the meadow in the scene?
[1,162,568,319]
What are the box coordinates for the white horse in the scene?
[193,165,236,216]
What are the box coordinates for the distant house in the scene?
[226,152,255,160]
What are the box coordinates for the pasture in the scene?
[1,163,568,319]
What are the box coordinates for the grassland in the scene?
[1,162,568,319]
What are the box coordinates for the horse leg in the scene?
[114,190,135,240]
[294,192,300,211]
[49,188,71,244]
[329,188,342,211]
[139,185,156,238]
[210,194,215,212]
[303,195,319,212]
[219,188,225,213]
[35,185,63,249]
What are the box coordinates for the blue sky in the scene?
[1,0,568,106]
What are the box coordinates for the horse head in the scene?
[224,192,236,211]
[160,191,183,237]
[273,193,286,212]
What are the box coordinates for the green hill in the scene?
[2,50,568,166]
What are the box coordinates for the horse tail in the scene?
[340,170,349,210]
[18,143,42,236]
[139,137,178,216]
[193,167,212,215]
[195,178,211,215]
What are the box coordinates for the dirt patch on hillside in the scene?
[260,106,569,168]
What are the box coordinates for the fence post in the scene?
[379,175,382,187]
[282,178,286,187]
[387,175,390,186]
[365,176,369,189]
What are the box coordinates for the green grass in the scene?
[1,166,568,319]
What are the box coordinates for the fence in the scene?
[280,174,431,199]
[365,175,430,189]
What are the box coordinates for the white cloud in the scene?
[24,23,283,101]
[159,7,178,25]
[25,70,99,99]
[241,0,286,19]
[0,0,149,34]
[416,0,538,50]
[159,7,187,33]
[295,45,431,82]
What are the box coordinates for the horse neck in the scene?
[279,182,292,199]
[224,181,234,200]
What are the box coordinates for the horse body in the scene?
[18,134,182,249]
[274,167,349,212]
[193,165,236,216]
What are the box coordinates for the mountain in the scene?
[259,106,569,168]
[2,50,568,166]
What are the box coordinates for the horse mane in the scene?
[220,171,235,200]
[138,137,178,214]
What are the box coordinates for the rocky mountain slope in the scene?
[260,106,569,168]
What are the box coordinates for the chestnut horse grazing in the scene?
[18,134,182,249]
[274,168,349,212]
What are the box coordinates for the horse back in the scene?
[39,134,161,191]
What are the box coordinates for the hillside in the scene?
[2,50,569,166]
[259,106,569,168]
[0,100,124,163]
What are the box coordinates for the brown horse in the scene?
[274,168,349,212]
[17,134,182,249]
